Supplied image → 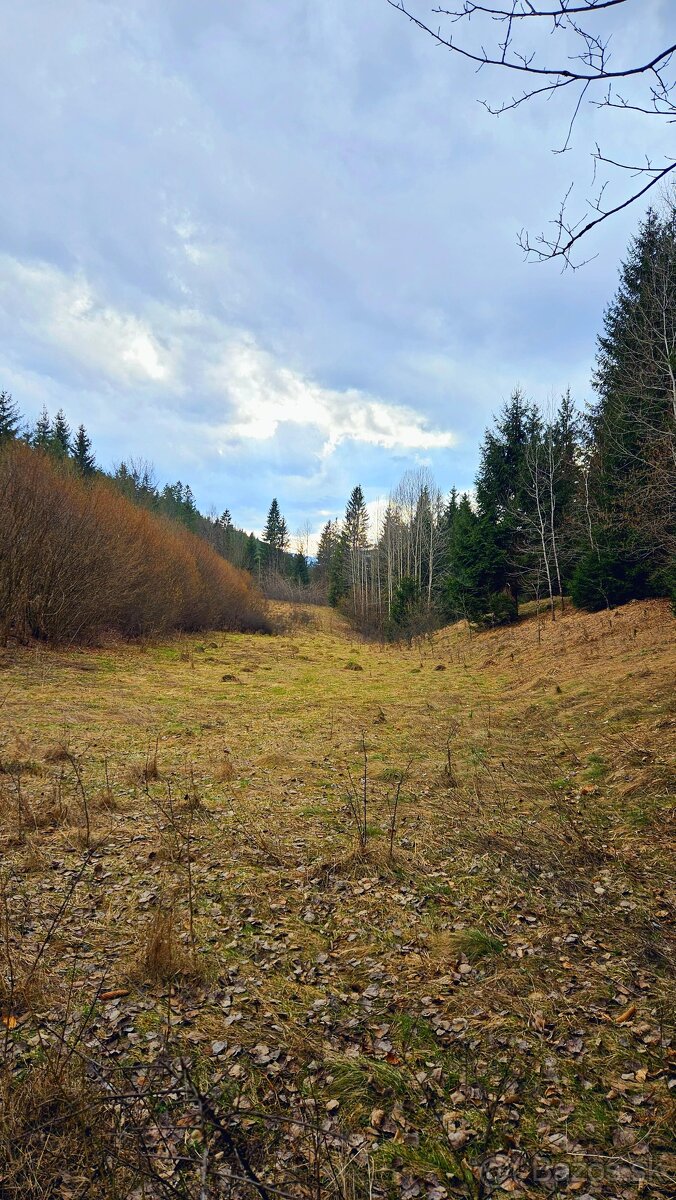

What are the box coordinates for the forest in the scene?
[1,203,673,645]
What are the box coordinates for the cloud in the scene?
[0,257,170,385]
[207,337,457,456]
[0,254,457,463]
[0,0,669,539]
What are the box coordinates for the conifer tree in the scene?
[51,409,72,457]
[389,574,423,643]
[0,391,20,444]
[33,406,52,449]
[291,550,309,586]
[443,494,507,625]
[344,485,369,552]
[244,532,258,574]
[219,509,233,558]
[316,520,339,583]
[574,203,676,606]
[328,530,348,607]
[277,516,289,555]
[476,390,540,609]
[342,485,370,613]
[72,424,96,475]
[183,484,198,529]
[263,498,289,570]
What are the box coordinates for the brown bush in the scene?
[0,443,271,643]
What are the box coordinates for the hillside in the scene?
[0,602,674,1199]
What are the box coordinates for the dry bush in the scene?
[0,442,272,644]
[212,752,235,783]
[136,901,201,984]
[141,905,182,981]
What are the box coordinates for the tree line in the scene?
[1,200,673,637]
[314,203,675,635]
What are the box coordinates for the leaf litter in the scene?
[0,599,673,1197]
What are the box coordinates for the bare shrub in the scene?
[0,442,272,644]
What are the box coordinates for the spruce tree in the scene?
[389,574,422,643]
[443,495,509,626]
[343,485,369,612]
[579,203,676,603]
[72,424,96,475]
[475,390,540,609]
[344,485,369,552]
[0,391,20,444]
[316,520,339,581]
[263,498,281,562]
[328,530,348,607]
[220,509,233,558]
[244,532,258,573]
[263,498,289,569]
[33,406,52,449]
[277,516,289,555]
[51,409,72,457]
[291,550,309,586]
[183,484,198,529]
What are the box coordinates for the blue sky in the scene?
[0,0,670,547]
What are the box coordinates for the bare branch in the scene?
[387,0,676,261]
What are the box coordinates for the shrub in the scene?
[0,442,271,643]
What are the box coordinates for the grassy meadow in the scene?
[0,601,674,1198]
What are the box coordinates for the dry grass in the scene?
[0,599,674,1197]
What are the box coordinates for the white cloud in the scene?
[208,336,457,456]
[0,257,171,385]
[0,255,458,462]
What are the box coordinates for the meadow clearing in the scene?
[0,601,674,1199]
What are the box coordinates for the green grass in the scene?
[451,927,505,961]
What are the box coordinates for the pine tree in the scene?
[51,409,72,457]
[0,391,20,444]
[72,424,96,475]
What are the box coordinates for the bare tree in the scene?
[387,1,676,263]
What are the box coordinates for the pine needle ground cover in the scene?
[0,601,674,1199]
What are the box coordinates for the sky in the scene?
[0,0,671,548]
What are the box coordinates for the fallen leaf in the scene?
[614,1003,637,1024]
[1,1013,17,1029]
[447,1128,469,1150]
